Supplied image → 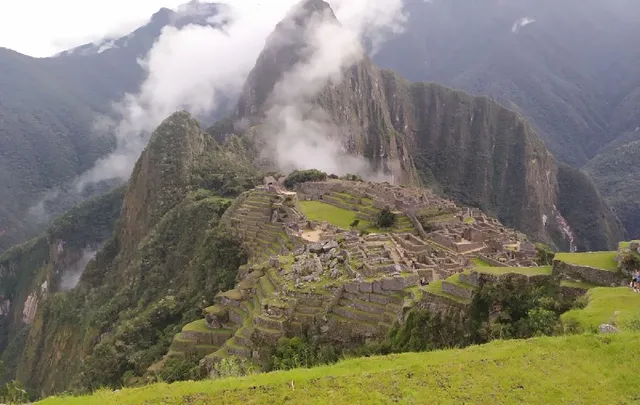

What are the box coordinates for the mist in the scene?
[74,1,299,191]
[51,0,406,195]
[59,249,98,291]
[263,0,406,180]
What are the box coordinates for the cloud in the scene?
[261,0,406,180]
[512,17,536,33]
[59,249,98,291]
[74,0,406,189]
[74,1,298,190]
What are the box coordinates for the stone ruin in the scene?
[164,180,550,372]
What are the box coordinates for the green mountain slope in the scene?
[3,112,255,396]
[374,0,640,166]
[36,333,640,405]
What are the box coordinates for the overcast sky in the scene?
[0,0,190,57]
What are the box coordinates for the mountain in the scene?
[374,0,640,166]
[585,138,640,238]
[0,2,222,253]
[3,112,253,395]
[371,0,640,240]
[0,0,630,398]
[233,0,625,251]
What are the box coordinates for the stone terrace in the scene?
[157,180,559,373]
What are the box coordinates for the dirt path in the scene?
[300,230,322,242]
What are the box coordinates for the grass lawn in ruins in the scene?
[37,333,640,405]
[472,257,491,267]
[561,287,640,332]
[554,251,618,271]
[299,201,375,230]
[474,266,552,277]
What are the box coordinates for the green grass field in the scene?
[299,201,369,229]
[554,252,618,271]
[561,287,640,332]
[37,333,640,405]
[473,266,552,277]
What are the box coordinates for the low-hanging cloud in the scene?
[59,249,98,291]
[74,1,299,190]
[263,0,406,180]
[72,0,406,190]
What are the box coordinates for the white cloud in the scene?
[512,17,536,33]
[74,1,297,189]
[262,0,406,179]
[0,0,195,57]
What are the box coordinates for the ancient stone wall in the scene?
[552,260,626,287]
[476,254,508,267]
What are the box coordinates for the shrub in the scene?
[284,170,328,189]
[340,174,363,182]
[535,243,556,266]
[210,356,257,379]
[268,337,339,371]
[156,357,201,384]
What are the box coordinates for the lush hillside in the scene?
[0,0,636,401]
[0,186,125,385]
[373,0,640,239]
[2,112,258,397]
[35,333,640,405]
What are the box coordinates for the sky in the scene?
[0,0,190,57]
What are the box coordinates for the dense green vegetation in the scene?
[0,187,125,388]
[375,274,577,355]
[556,165,626,251]
[0,113,260,399]
[35,333,640,405]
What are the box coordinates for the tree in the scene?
[376,208,397,229]
[349,219,360,229]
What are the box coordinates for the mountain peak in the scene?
[236,0,338,119]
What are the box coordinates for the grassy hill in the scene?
[36,332,640,405]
